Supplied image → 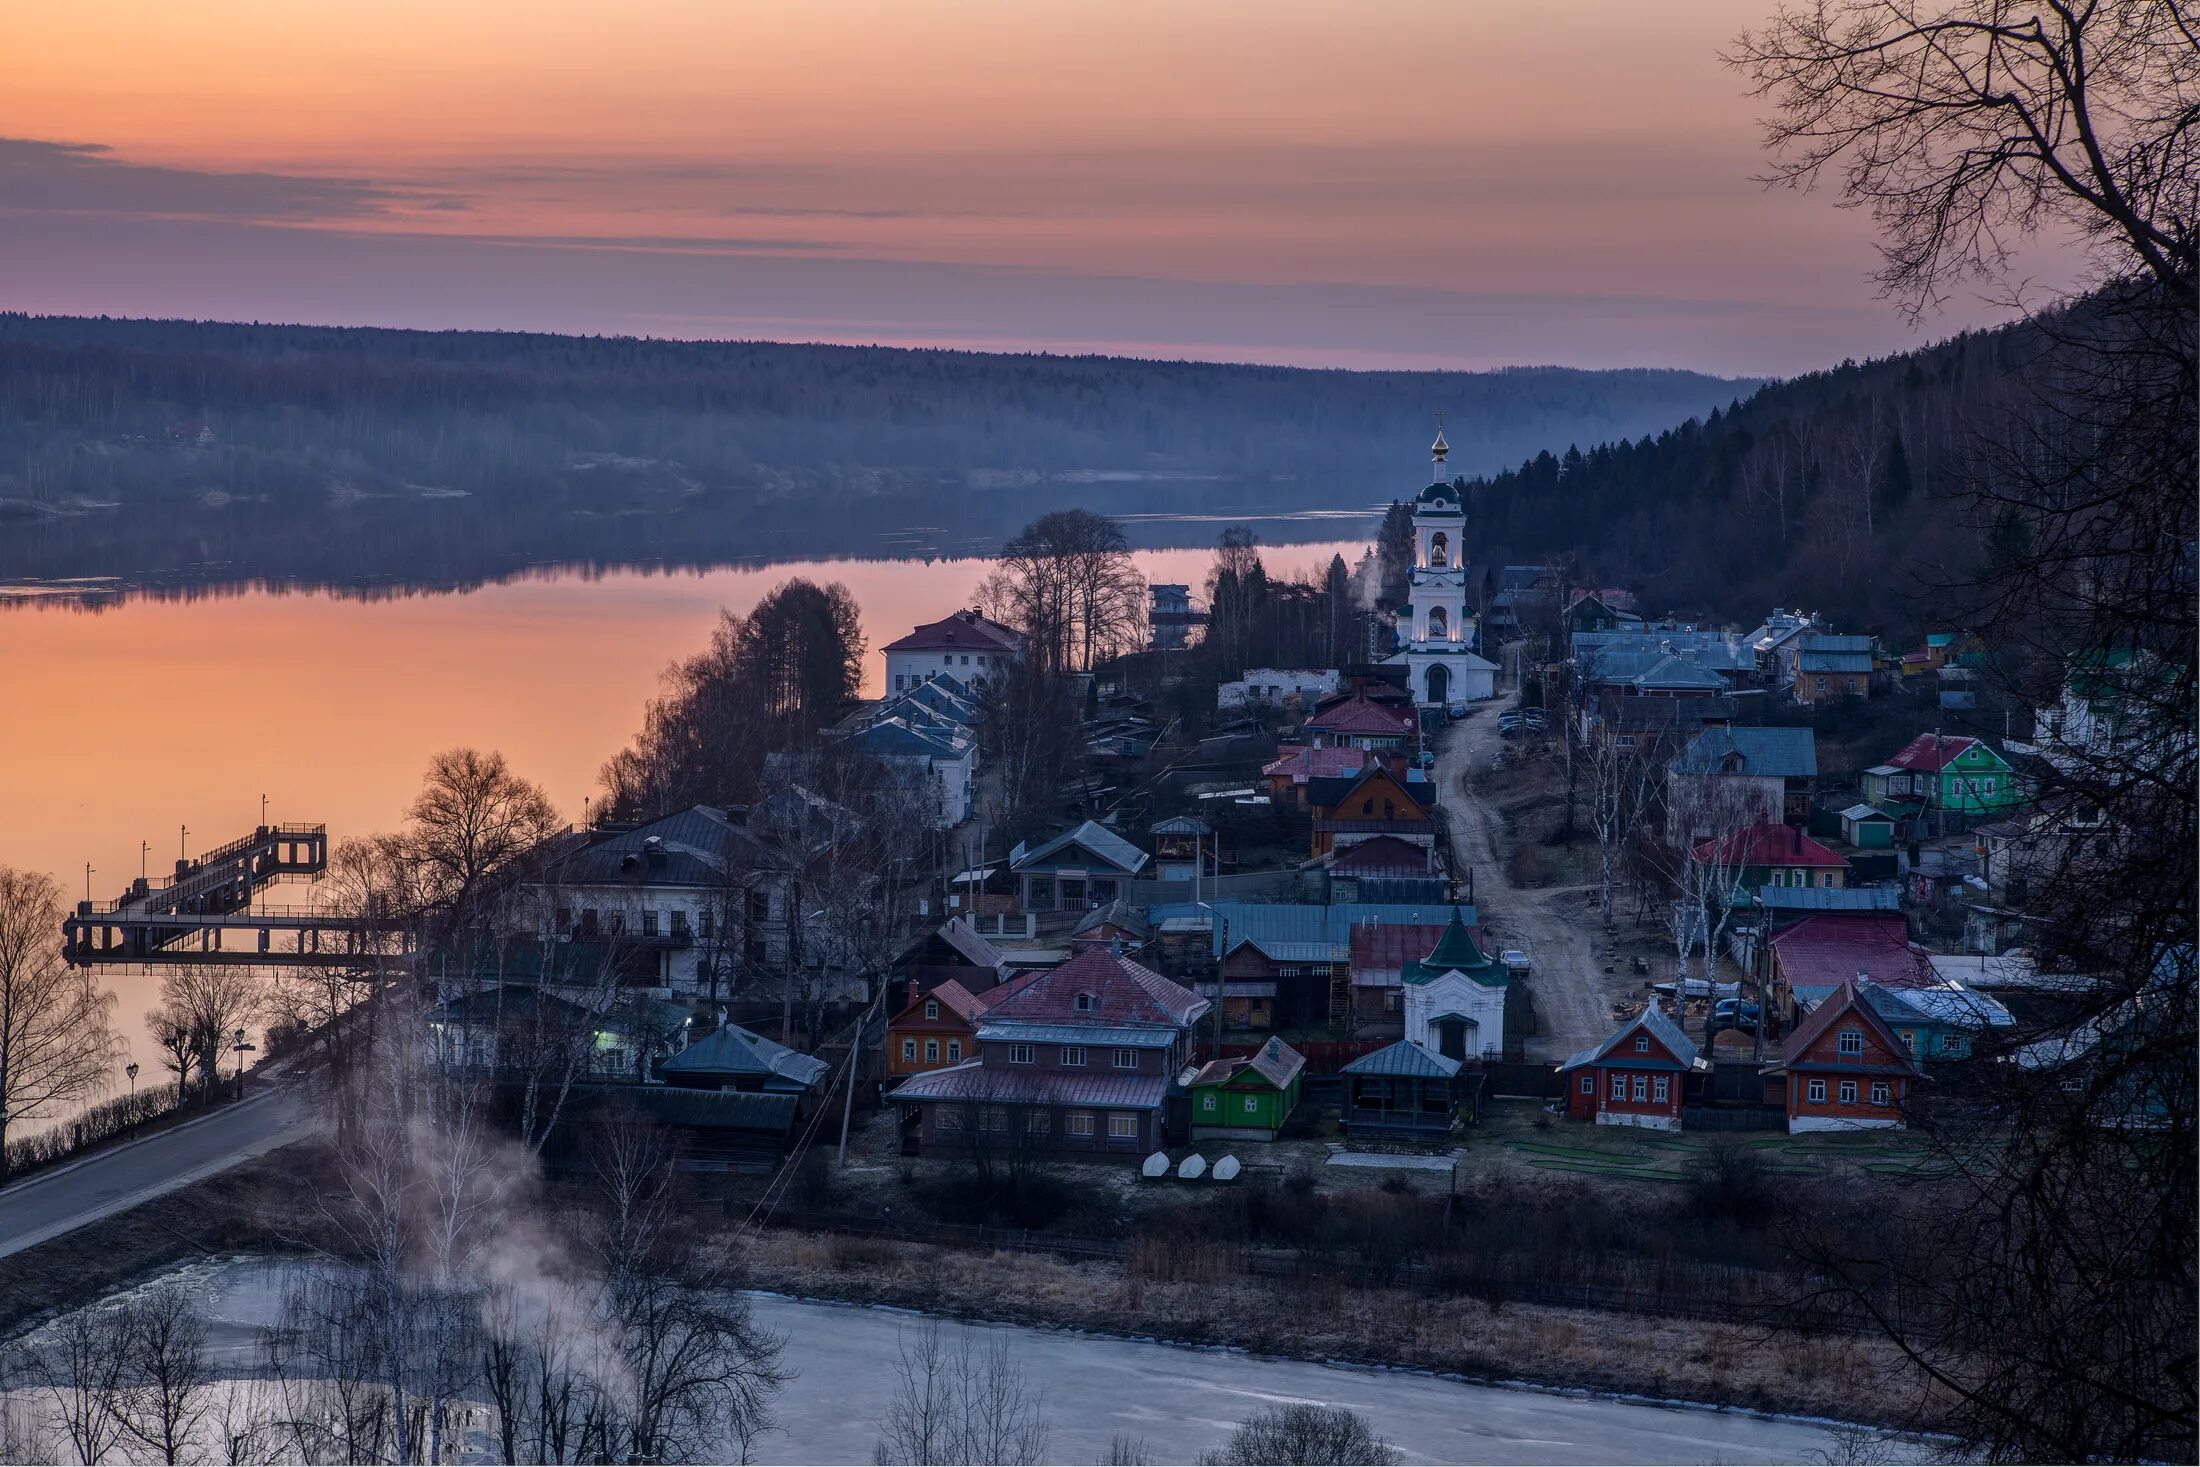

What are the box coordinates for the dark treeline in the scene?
[1464,310,2089,642]
[0,314,1746,588]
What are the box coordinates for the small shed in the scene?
[1839,803,1896,849]
[1187,1037,1307,1141]
[1340,1039,1461,1140]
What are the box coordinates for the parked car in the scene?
[1710,999,1762,1033]
[1500,949,1532,977]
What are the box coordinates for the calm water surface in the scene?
[0,544,1361,1083]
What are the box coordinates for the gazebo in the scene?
[1341,1039,1462,1140]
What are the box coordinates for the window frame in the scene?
[1111,1047,1138,1070]
[1807,1078,1827,1103]
[1106,1113,1139,1140]
[1837,1029,1864,1057]
[1008,1043,1035,1065]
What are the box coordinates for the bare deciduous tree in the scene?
[115,1284,216,1465]
[872,1320,1048,1466]
[404,747,564,923]
[0,865,121,1179]
[977,509,1145,673]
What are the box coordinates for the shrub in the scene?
[1202,1405,1400,1465]
[1683,1137,1778,1223]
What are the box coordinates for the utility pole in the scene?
[1211,912,1228,1062]
[84,862,93,904]
[837,985,882,1166]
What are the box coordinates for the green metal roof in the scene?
[1401,907,1506,987]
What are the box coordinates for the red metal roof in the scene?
[1772,913,1935,991]
[888,1060,1171,1109]
[1347,922,1482,984]
[1692,819,1847,868]
[883,609,1026,655]
[985,946,1206,1028]
[1326,835,1434,876]
[1306,693,1416,736]
[1261,744,1377,784]
[1885,732,1980,773]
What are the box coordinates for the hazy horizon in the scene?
[2,1,2081,377]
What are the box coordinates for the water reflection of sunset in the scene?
[0,545,1359,1072]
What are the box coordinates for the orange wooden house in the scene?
[1761,979,1924,1132]
[1306,764,1435,858]
[886,972,1040,1079]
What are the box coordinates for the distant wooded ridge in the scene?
[0,313,1752,588]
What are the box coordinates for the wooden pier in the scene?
[63,824,410,968]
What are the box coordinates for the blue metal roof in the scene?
[1670,726,1818,779]
[1183,901,1479,957]
[1343,1039,1461,1079]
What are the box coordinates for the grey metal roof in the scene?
[1839,803,1893,822]
[1149,815,1215,837]
[1194,901,1478,957]
[660,1023,830,1088]
[539,805,760,889]
[1343,1039,1461,1080]
[1227,937,1346,964]
[1751,885,1901,912]
[1556,1004,1703,1073]
[1670,726,1818,779]
[889,1061,1170,1109]
[1798,650,1874,673]
[1009,820,1149,876]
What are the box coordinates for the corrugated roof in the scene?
[976,1020,1178,1047]
[986,945,1206,1029]
[1671,726,1819,779]
[1010,820,1149,876]
[883,609,1025,655]
[1556,1005,1704,1073]
[1343,1039,1460,1080]
[1771,981,1923,1076]
[1197,902,1478,957]
[1694,820,1848,869]
[1797,650,1873,673]
[1753,885,1901,912]
[1403,907,1505,988]
[1306,693,1417,736]
[1325,835,1433,877]
[660,1023,830,1088]
[1191,1036,1306,1091]
[1885,732,1983,773]
[539,804,761,888]
[1773,912,1934,990]
[889,1061,1170,1109]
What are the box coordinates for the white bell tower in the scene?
[1391,424,1496,707]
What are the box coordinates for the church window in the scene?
[1428,607,1448,641]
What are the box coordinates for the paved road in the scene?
[1435,703,1614,1061]
[168,1260,1862,1464]
[0,1089,314,1260]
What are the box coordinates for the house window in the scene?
[1871,1082,1891,1106]
[1009,1044,1035,1065]
[1609,1074,1625,1100]
[1633,1035,1649,1053]
[1580,1074,1594,1095]
[1384,990,1402,1014]
[1653,1076,1669,1103]
[1107,1114,1138,1139]
[699,908,714,939]
[924,999,939,1019]
[1112,1048,1137,1069]
[580,908,600,936]
[1073,992,1096,1013]
[1243,1096,1259,1113]
[925,1039,939,1063]
[555,906,572,932]
[1837,1029,1864,1056]
[1769,870,1786,887]
[1838,1080,1858,1104]
[983,1107,1010,1133]
[671,909,690,937]
[1938,1032,1962,1054]
[1025,1110,1049,1135]
[946,1040,961,1063]
[1807,1079,1827,1103]
[747,889,769,922]
[1060,1046,1088,1067]
[1819,872,1835,887]
[935,1107,963,1132]
[1202,1093,1217,1111]
[642,909,659,937]
[609,910,626,935]
[901,1039,916,1062]
[1631,1075,1648,1102]
[1066,1111,1095,1136]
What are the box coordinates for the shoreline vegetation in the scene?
[0,1143,1945,1438]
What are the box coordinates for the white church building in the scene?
[1388,428,1498,708]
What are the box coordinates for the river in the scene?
[0,542,1361,1094]
[18,1258,1868,1464]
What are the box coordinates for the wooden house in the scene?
[1346,921,1450,1029]
[1556,1006,1707,1130]
[1147,815,1217,883]
[1341,1039,1460,1140]
[1307,764,1434,858]
[888,946,1209,1158]
[1187,1037,1306,1141]
[1792,634,1874,703]
[1070,900,1152,951]
[886,972,1042,1079]
[1762,980,1924,1132]
[896,917,1011,1008]
[1214,933,1345,1030]
[1693,819,1849,894]
[1262,744,1386,806]
[1009,820,1150,912]
[1304,692,1417,751]
[1864,734,2022,820]
[1667,726,1818,829]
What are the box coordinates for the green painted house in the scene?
[1865,734,2022,817]
[1188,1036,1306,1141]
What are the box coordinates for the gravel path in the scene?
[1434,704,1624,1062]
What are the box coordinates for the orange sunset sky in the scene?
[1,1,2077,375]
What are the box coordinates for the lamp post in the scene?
[140,840,150,883]
[232,1027,256,1101]
[260,793,268,828]
[84,862,94,904]
[180,825,190,863]
[125,1060,140,1128]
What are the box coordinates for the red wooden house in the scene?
[1761,979,1924,1132]
[1556,1006,1708,1130]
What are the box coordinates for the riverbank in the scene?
[721,1224,1944,1434]
[0,1141,1945,1439]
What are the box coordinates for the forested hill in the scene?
[1465,311,2060,642]
[0,314,1750,589]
